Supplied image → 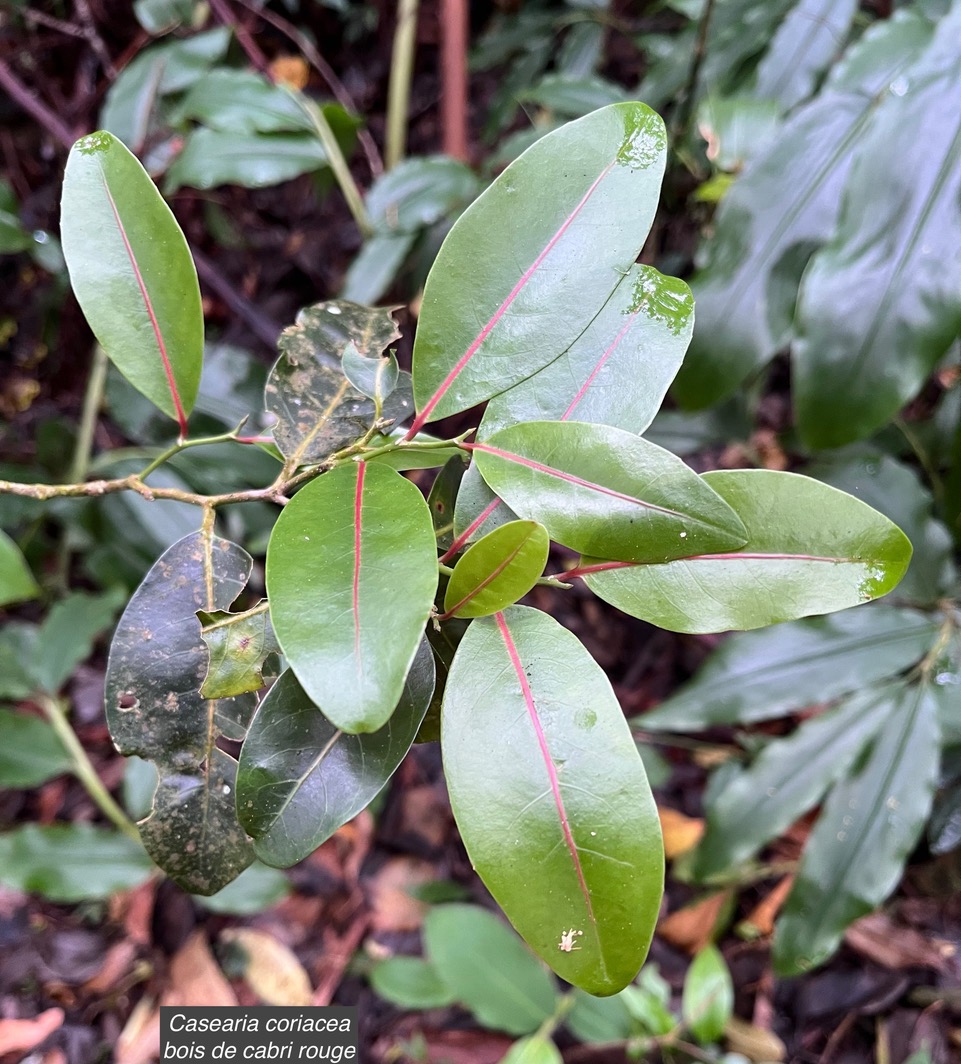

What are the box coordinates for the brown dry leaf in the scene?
[658,891,730,954]
[167,931,238,1006]
[739,875,795,938]
[220,928,313,1006]
[83,940,140,995]
[725,1015,786,1062]
[845,912,954,971]
[270,55,309,89]
[0,1008,64,1057]
[658,806,704,859]
[753,428,789,471]
[369,855,434,933]
[115,997,159,1064]
[399,785,450,850]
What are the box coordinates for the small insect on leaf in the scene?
[558,928,583,952]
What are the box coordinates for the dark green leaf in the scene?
[61,131,203,426]
[237,643,434,866]
[0,528,39,606]
[681,946,733,1043]
[480,265,693,439]
[199,604,279,699]
[266,463,437,732]
[641,606,937,730]
[428,455,468,552]
[442,607,663,995]
[369,956,457,1010]
[473,422,747,563]
[194,861,291,914]
[105,530,256,894]
[32,590,122,694]
[444,521,549,618]
[583,470,912,633]
[0,824,153,901]
[174,69,313,133]
[411,103,669,426]
[165,129,328,192]
[0,708,71,788]
[774,681,940,974]
[423,905,558,1035]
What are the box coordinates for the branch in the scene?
[0,58,76,150]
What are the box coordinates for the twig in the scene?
[74,0,117,78]
[440,0,469,161]
[22,8,86,38]
[386,0,420,169]
[0,58,76,150]
[191,247,282,350]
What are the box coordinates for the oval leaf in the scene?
[442,606,663,995]
[582,470,912,633]
[472,422,747,563]
[410,103,668,428]
[266,463,437,732]
[237,641,434,866]
[444,521,549,618]
[61,131,203,430]
[681,945,733,1044]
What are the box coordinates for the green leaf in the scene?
[442,607,663,996]
[366,155,482,233]
[444,521,549,618]
[0,528,39,606]
[341,341,399,403]
[266,463,437,733]
[583,470,913,633]
[0,708,71,788]
[173,69,313,133]
[451,461,519,547]
[165,129,327,192]
[693,686,899,879]
[237,642,434,866]
[641,606,938,730]
[695,95,780,172]
[500,1036,563,1064]
[521,74,627,116]
[199,604,279,699]
[681,946,733,1044]
[194,861,291,915]
[265,301,411,466]
[31,590,123,694]
[0,824,153,902]
[566,989,633,1043]
[61,131,203,428]
[370,956,457,1010]
[774,680,940,974]
[473,422,747,563]
[622,966,676,1036]
[411,103,668,426]
[795,6,961,447]
[340,232,417,305]
[428,455,468,552]
[133,0,196,34]
[672,10,935,408]
[423,904,558,1035]
[479,265,693,439]
[105,530,256,894]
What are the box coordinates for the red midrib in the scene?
[564,552,853,578]
[101,171,189,437]
[561,313,636,421]
[438,496,502,563]
[352,463,366,663]
[496,612,595,922]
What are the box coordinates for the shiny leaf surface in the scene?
[444,521,549,618]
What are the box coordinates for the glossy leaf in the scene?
[443,521,549,618]
[266,463,437,732]
[442,607,663,995]
[681,946,733,1044]
[105,531,256,894]
[199,604,279,699]
[237,642,434,866]
[641,606,938,730]
[795,6,961,446]
[480,265,693,438]
[583,470,912,633]
[165,130,328,192]
[265,301,411,465]
[370,957,457,1010]
[61,131,203,427]
[423,904,558,1035]
[0,708,71,788]
[174,69,313,133]
[0,528,39,606]
[774,680,940,974]
[0,824,153,902]
[473,422,747,563]
[693,686,899,879]
[672,11,935,408]
[451,461,519,548]
[410,103,669,427]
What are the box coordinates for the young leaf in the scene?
[236,642,434,867]
[480,265,693,439]
[410,103,669,429]
[61,131,203,432]
[264,301,411,466]
[266,463,437,733]
[443,521,549,618]
[582,470,912,633]
[681,946,733,1044]
[472,422,747,563]
[641,606,938,730]
[370,957,457,1010]
[199,604,279,699]
[0,708,71,789]
[423,905,558,1035]
[0,528,39,606]
[774,680,940,974]
[442,606,663,995]
[105,530,256,894]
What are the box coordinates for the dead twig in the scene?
[0,58,76,150]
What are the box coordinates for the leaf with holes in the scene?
[443,521,549,618]
[441,606,663,995]
[61,131,203,432]
[582,470,912,633]
[409,103,668,430]
[105,530,256,894]
[199,605,280,699]
[236,641,434,867]
[266,463,437,733]
[472,422,747,563]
